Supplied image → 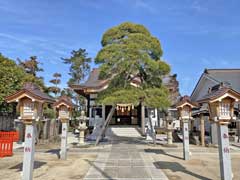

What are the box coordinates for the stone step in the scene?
[106,126,142,138]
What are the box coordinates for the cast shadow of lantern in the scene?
[9,161,47,172]
[144,148,182,160]
[153,161,212,180]
[45,148,60,159]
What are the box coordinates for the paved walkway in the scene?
[84,138,168,180]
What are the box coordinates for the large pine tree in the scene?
[95,22,171,109]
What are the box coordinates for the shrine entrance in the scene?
[105,105,141,126]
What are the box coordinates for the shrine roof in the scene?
[70,68,109,95]
[197,84,240,103]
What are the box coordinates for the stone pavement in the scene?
[84,138,168,180]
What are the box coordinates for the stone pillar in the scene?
[60,121,68,160]
[141,104,145,135]
[211,123,218,145]
[102,105,105,121]
[217,123,232,180]
[183,120,190,160]
[22,122,36,180]
[167,130,173,144]
[166,121,173,145]
[200,114,205,146]
[79,129,85,144]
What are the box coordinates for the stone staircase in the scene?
[106,126,142,140]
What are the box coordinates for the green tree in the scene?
[0,54,45,105]
[17,55,46,91]
[95,22,171,109]
[48,73,61,97]
[17,56,43,77]
[62,48,91,84]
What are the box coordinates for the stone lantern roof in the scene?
[175,95,198,109]
[5,82,55,103]
[53,95,74,109]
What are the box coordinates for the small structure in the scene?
[176,96,198,160]
[53,95,73,160]
[77,111,88,144]
[5,82,54,180]
[198,85,240,180]
[164,109,177,147]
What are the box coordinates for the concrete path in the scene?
[84,137,168,180]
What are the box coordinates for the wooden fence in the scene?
[0,113,16,131]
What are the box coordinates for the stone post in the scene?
[60,119,68,160]
[183,120,190,160]
[102,105,105,121]
[200,114,205,146]
[166,118,173,145]
[22,121,36,180]
[79,129,85,144]
[141,104,145,135]
[211,122,218,145]
[167,130,173,145]
[217,122,232,180]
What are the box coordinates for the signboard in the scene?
[22,99,34,119]
[59,105,69,119]
[181,106,190,119]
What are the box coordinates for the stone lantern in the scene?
[5,83,54,180]
[53,95,73,160]
[77,111,88,144]
[176,96,198,160]
[198,85,240,180]
[164,109,177,147]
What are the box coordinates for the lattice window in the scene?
[220,103,230,117]
[23,102,34,117]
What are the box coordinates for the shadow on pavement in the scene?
[45,148,60,159]
[9,161,47,171]
[85,159,113,179]
[144,148,183,160]
[154,161,212,180]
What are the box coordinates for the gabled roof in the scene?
[5,83,55,103]
[175,95,198,108]
[191,69,240,101]
[53,95,74,108]
[197,84,240,103]
[70,68,109,95]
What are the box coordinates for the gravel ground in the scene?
[0,152,96,180]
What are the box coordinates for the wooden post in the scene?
[200,114,205,146]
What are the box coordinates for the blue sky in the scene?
[0,0,240,95]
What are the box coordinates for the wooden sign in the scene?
[59,105,69,119]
